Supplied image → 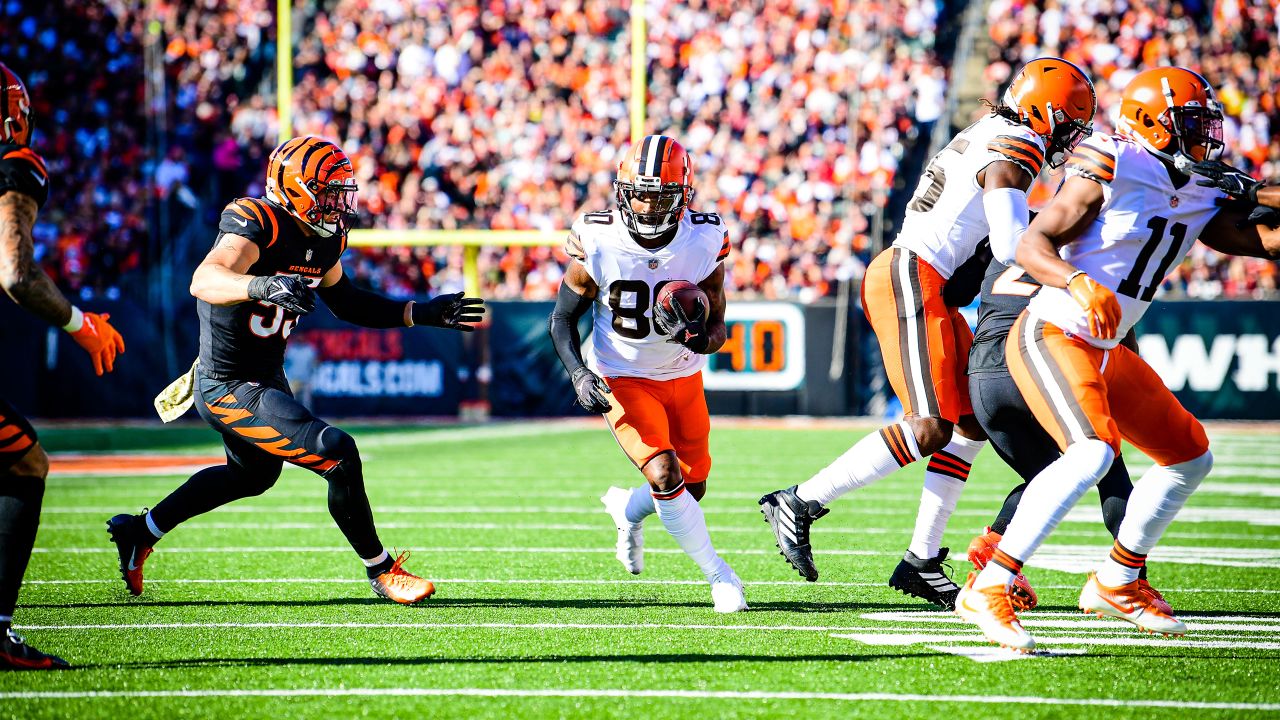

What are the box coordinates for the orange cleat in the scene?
[955,572,1035,652]
[966,527,1038,610]
[370,551,436,605]
[1138,578,1174,616]
[106,513,153,597]
[1079,573,1186,636]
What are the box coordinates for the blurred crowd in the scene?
[6,0,1278,302]
[985,0,1280,298]
[0,1,148,301]
[288,0,945,301]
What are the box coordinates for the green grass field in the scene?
[4,420,1279,719]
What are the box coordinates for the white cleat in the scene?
[601,486,644,575]
[954,572,1035,652]
[1079,573,1187,636]
[710,567,749,613]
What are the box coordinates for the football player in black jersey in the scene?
[106,136,483,604]
[0,63,126,669]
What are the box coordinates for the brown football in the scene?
[655,280,709,320]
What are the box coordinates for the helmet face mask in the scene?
[615,178,692,239]
[1165,104,1224,163]
[1047,114,1093,168]
[306,178,359,237]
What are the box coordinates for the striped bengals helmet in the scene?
[265,136,359,237]
[1002,58,1096,167]
[0,62,34,146]
[615,135,695,240]
[1116,67,1224,167]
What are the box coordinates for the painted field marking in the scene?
[20,578,1280,595]
[1,687,1276,711]
[29,546,883,557]
[927,646,1087,662]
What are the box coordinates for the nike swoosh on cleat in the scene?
[1100,594,1136,614]
[127,550,139,572]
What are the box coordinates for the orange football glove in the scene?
[1067,272,1121,341]
[69,312,126,376]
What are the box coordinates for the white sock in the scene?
[974,439,1114,589]
[908,434,985,560]
[1097,450,1213,586]
[654,483,727,582]
[361,549,390,568]
[796,422,921,506]
[144,511,166,540]
[624,485,656,525]
[974,562,1015,589]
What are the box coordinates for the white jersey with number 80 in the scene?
[565,208,730,380]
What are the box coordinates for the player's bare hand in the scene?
[1192,160,1262,203]
[654,296,709,353]
[413,292,485,331]
[570,366,612,413]
[1067,271,1121,340]
[70,312,126,376]
[248,274,316,315]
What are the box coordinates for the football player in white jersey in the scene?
[547,134,746,612]
[956,67,1280,651]
[758,58,1096,608]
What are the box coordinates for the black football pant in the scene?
[149,371,384,560]
[0,398,42,621]
[970,371,1133,541]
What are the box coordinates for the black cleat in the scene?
[889,548,961,609]
[758,485,829,581]
[0,628,69,670]
[107,512,154,596]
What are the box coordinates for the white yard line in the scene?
[833,633,1280,651]
[30,546,882,556]
[1,687,1275,710]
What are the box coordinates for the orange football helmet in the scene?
[1002,57,1096,167]
[265,136,359,237]
[1116,67,1224,167]
[0,62,33,146]
[615,134,695,240]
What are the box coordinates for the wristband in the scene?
[62,305,84,333]
[1065,270,1086,287]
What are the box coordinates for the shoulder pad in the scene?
[0,145,49,208]
[219,198,280,248]
[1065,134,1118,185]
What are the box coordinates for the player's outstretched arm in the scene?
[0,189,125,375]
[1018,175,1121,339]
[548,262,611,413]
[315,261,484,330]
[1199,204,1280,260]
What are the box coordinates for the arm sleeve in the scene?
[983,187,1031,264]
[547,280,594,375]
[316,273,410,329]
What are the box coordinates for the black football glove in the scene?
[653,296,709,353]
[412,292,486,331]
[1244,204,1280,229]
[570,366,612,413]
[247,274,316,315]
[1193,159,1263,203]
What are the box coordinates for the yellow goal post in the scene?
[276,0,648,298]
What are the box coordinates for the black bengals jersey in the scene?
[0,143,49,208]
[198,197,346,381]
[968,253,1042,376]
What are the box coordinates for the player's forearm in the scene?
[1015,232,1077,289]
[0,192,72,327]
[548,282,591,374]
[701,323,726,354]
[1256,185,1280,210]
[189,262,254,305]
[316,275,410,328]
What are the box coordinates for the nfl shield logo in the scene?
[1170,196,1180,208]
[648,259,659,270]
[306,249,314,261]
